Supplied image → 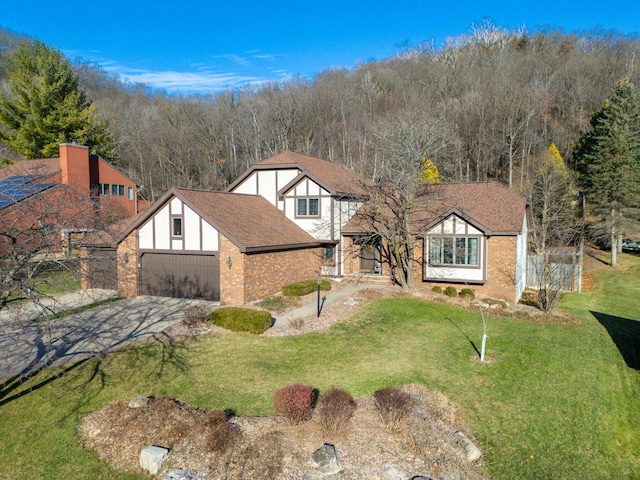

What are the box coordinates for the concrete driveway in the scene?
[0,291,219,381]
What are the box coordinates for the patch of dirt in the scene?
[78,385,487,479]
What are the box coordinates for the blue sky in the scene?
[2,1,639,94]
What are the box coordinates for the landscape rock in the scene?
[312,443,341,475]
[455,431,482,462]
[128,395,150,408]
[344,298,359,306]
[140,445,169,475]
[164,468,198,480]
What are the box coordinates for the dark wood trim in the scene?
[139,248,219,255]
[422,237,487,282]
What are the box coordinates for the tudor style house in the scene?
[115,187,321,304]
[342,182,528,303]
[106,150,528,305]
[226,150,369,277]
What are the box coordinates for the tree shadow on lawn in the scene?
[445,316,481,358]
[0,297,204,407]
[592,311,640,370]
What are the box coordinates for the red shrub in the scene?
[273,383,315,424]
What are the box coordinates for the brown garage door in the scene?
[140,253,220,301]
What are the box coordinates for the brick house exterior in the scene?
[0,183,95,258]
[343,182,528,304]
[115,187,321,305]
[0,143,145,218]
[227,150,368,278]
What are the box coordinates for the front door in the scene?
[359,239,381,274]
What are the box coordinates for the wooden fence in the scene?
[527,251,582,292]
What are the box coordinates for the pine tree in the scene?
[0,40,114,159]
[574,78,640,266]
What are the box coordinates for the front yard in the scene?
[0,254,639,479]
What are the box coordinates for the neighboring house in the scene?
[0,143,146,260]
[227,150,368,277]
[0,143,145,218]
[342,182,528,303]
[0,181,95,258]
[115,187,321,304]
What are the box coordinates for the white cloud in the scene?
[65,49,295,94]
[103,65,262,93]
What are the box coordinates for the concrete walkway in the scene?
[272,283,382,328]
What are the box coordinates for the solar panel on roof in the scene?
[0,175,55,209]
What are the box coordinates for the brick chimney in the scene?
[59,143,91,195]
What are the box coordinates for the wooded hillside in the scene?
[1,25,639,203]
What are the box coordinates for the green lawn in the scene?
[1,254,639,479]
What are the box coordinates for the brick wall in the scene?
[117,232,138,298]
[416,235,518,303]
[244,247,321,303]
[219,235,245,305]
[483,236,517,303]
[342,236,358,275]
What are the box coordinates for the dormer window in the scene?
[172,217,183,237]
[296,197,319,217]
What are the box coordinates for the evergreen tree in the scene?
[574,78,640,266]
[0,40,114,159]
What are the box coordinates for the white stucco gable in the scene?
[138,195,219,252]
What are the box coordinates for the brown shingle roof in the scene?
[344,182,527,236]
[119,187,319,252]
[177,188,318,251]
[231,150,369,196]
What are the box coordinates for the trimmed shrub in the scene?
[204,409,238,453]
[459,288,476,300]
[210,307,272,334]
[431,286,442,294]
[444,286,458,297]
[273,383,315,423]
[183,304,212,325]
[282,279,331,297]
[317,387,357,436]
[373,386,414,432]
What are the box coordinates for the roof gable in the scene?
[227,150,368,197]
[416,182,527,235]
[343,182,527,236]
[120,187,319,252]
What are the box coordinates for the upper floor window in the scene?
[98,183,127,196]
[172,217,183,237]
[127,186,133,200]
[296,197,319,217]
[429,236,479,266]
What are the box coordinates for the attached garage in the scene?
[116,187,322,305]
[139,253,219,301]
